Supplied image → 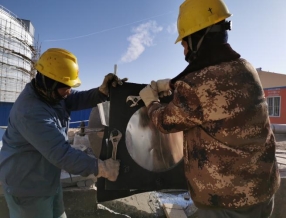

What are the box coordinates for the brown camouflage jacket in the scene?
[148,58,280,209]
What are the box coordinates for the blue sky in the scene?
[1,0,285,91]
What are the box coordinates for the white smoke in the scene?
[120,21,163,63]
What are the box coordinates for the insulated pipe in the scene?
[271,124,286,134]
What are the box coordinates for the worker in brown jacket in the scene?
[139,0,280,217]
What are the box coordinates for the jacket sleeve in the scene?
[19,106,99,177]
[65,88,108,111]
[147,80,203,134]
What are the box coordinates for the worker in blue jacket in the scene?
[0,48,127,218]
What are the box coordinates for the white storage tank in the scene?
[0,5,39,102]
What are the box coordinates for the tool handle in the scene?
[114,64,117,75]
[112,147,117,160]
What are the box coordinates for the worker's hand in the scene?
[158,90,172,98]
[150,81,172,98]
[99,73,128,96]
[139,81,159,107]
[156,79,171,92]
[155,79,172,98]
[97,158,120,182]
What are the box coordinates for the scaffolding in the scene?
[0,5,40,103]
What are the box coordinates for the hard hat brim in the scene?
[69,77,81,88]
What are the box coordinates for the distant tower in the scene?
[0,5,40,102]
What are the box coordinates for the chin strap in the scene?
[34,79,64,105]
[185,26,211,63]
[40,73,58,93]
[184,21,232,63]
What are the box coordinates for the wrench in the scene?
[126,95,142,107]
[109,129,122,160]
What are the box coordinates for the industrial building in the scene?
[257,68,286,124]
[0,5,40,126]
[0,5,86,128]
[0,5,39,102]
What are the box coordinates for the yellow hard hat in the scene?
[34,48,81,87]
[175,0,232,43]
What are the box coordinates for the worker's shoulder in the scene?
[13,95,53,120]
[201,58,256,79]
[180,58,256,86]
[206,58,252,70]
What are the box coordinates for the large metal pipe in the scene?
[271,124,286,134]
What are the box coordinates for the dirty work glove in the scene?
[155,79,172,98]
[158,90,172,98]
[139,81,159,107]
[99,73,128,96]
[97,158,120,182]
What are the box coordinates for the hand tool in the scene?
[114,64,117,75]
[109,129,122,160]
[113,64,123,85]
[126,95,142,107]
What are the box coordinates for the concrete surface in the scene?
[1,178,286,218]
[0,186,197,218]
[100,191,198,218]
[59,174,286,218]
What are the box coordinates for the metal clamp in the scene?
[126,95,142,107]
[109,129,122,160]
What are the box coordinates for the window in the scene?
[267,96,280,117]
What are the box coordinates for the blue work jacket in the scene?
[0,82,107,197]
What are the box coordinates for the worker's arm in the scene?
[65,88,107,111]
[65,73,128,111]
[18,106,106,177]
[143,80,203,134]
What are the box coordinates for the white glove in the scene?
[139,81,159,107]
[97,158,120,182]
[156,79,172,98]
[156,79,171,92]
[99,73,128,96]
[158,90,172,98]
